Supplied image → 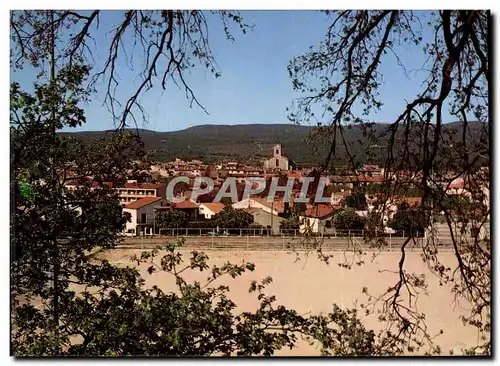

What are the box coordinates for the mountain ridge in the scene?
[64,121,474,135]
[60,121,487,166]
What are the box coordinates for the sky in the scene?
[11,10,455,132]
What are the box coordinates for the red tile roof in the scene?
[124,196,163,209]
[173,200,199,209]
[287,171,303,179]
[388,196,422,207]
[201,202,225,214]
[304,204,342,219]
[362,164,380,170]
[251,196,285,213]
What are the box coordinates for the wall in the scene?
[300,217,319,234]
[123,208,137,236]
[123,202,157,236]
[264,155,289,171]
[136,204,156,225]
[199,205,216,219]
[299,216,335,235]
[232,198,279,216]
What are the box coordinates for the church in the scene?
[263,144,289,171]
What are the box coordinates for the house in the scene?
[244,207,283,235]
[299,204,342,235]
[122,196,165,236]
[263,144,289,171]
[204,164,219,179]
[232,197,284,216]
[481,184,490,215]
[287,170,303,180]
[199,202,226,219]
[328,175,350,188]
[445,177,473,198]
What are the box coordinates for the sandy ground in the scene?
[96,248,487,356]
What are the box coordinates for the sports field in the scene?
[96,248,486,356]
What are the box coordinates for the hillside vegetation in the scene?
[61,122,488,167]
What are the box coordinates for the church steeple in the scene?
[274,144,282,157]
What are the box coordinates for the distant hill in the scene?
[61,122,488,167]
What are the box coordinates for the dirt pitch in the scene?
[96,248,487,356]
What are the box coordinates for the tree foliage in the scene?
[156,209,189,229]
[11,9,491,356]
[11,67,145,354]
[11,10,249,128]
[280,216,300,231]
[342,191,367,210]
[333,208,365,230]
[388,202,429,235]
[289,10,490,354]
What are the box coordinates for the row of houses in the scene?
[119,195,309,236]
[121,197,226,236]
[118,194,353,237]
[148,144,292,179]
[61,176,415,236]
[148,145,393,182]
[64,164,489,237]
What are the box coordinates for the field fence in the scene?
[117,234,453,252]
[152,227,416,238]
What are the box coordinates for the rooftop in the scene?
[304,204,343,219]
[173,200,200,209]
[251,196,286,214]
[201,202,226,214]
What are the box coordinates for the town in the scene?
[11,9,491,358]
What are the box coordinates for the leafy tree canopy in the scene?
[342,191,367,210]
[388,202,430,235]
[213,206,254,228]
[156,209,189,229]
[333,208,365,230]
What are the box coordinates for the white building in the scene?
[244,207,283,235]
[198,202,225,219]
[299,204,340,235]
[122,196,165,236]
[232,197,282,216]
